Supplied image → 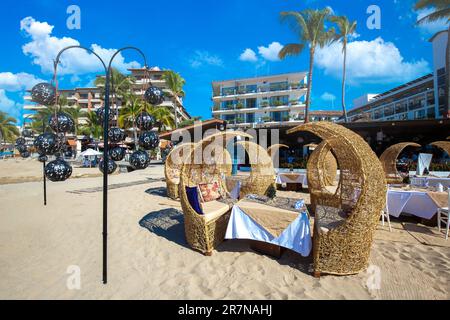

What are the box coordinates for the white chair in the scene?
[437,190,450,240]
[381,191,392,232]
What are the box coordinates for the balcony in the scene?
[213,85,307,100]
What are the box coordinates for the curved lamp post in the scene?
[53,46,148,284]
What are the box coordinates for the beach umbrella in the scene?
[80,148,103,157]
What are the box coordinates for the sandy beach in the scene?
[0,158,449,300]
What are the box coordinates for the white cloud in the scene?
[416,8,449,36]
[239,48,258,62]
[0,89,21,118]
[0,72,43,91]
[20,16,141,75]
[321,92,336,101]
[189,50,223,68]
[257,42,283,61]
[315,37,430,84]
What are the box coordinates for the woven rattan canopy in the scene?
[379,142,421,184]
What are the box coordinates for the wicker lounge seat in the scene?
[287,122,386,276]
[267,143,289,169]
[379,142,421,184]
[431,141,450,157]
[179,131,251,255]
[236,141,276,197]
[164,143,196,199]
[307,141,338,212]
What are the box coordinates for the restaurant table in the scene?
[275,172,308,187]
[410,176,450,189]
[386,188,448,219]
[225,199,312,256]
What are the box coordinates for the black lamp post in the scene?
[48,45,150,284]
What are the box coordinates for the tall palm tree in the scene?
[330,15,357,123]
[94,68,135,97]
[415,0,450,117]
[0,111,19,145]
[162,70,185,129]
[279,8,336,123]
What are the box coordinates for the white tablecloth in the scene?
[411,177,450,188]
[225,205,312,256]
[275,172,308,187]
[387,189,441,219]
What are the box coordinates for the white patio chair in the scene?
[381,191,392,232]
[437,190,450,240]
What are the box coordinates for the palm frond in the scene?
[417,7,450,24]
[278,43,305,59]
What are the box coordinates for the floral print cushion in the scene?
[199,181,221,202]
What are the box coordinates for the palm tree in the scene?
[162,70,186,128]
[279,8,336,122]
[119,93,146,150]
[148,106,175,132]
[330,15,357,123]
[65,106,85,136]
[30,106,56,134]
[94,68,135,98]
[80,110,102,139]
[415,0,450,117]
[0,111,19,145]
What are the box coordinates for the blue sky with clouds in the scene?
[0,0,447,124]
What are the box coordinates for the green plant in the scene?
[265,184,277,199]
[236,102,244,109]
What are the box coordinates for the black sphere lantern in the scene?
[44,158,72,182]
[16,144,28,153]
[20,150,31,158]
[129,150,150,170]
[15,137,26,146]
[34,132,61,155]
[48,112,75,133]
[96,106,115,125]
[109,146,126,161]
[136,112,155,130]
[139,131,159,150]
[144,86,165,105]
[107,127,125,144]
[99,158,117,174]
[31,83,56,106]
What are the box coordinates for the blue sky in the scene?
[0,0,447,124]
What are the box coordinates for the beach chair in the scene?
[288,122,386,276]
[236,141,276,198]
[164,143,196,200]
[179,131,251,255]
[379,142,421,184]
[381,192,392,232]
[437,190,450,240]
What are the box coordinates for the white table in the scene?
[225,202,312,256]
[275,172,308,187]
[387,189,442,219]
[411,177,450,189]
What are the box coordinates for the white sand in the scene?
[0,160,449,299]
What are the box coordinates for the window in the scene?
[395,102,406,114]
[269,81,288,91]
[223,114,235,122]
[374,108,383,119]
[221,87,235,96]
[269,95,289,106]
[270,111,289,122]
[246,85,257,93]
[427,107,435,119]
[246,98,257,108]
[221,100,235,110]
[246,113,255,123]
[414,109,426,119]
[384,104,394,116]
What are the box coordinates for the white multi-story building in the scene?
[211,72,309,129]
[347,29,448,122]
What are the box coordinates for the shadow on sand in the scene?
[145,187,168,198]
[139,208,189,248]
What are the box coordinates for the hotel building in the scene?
[347,29,449,122]
[23,66,191,131]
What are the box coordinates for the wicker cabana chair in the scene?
[307,141,338,211]
[379,142,421,184]
[431,141,450,156]
[287,122,386,276]
[179,131,251,255]
[237,141,276,197]
[164,143,196,199]
[267,143,289,169]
